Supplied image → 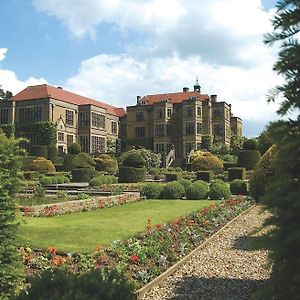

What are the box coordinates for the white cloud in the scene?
[0,48,8,61]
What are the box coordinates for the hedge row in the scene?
[39,176,70,185]
[89,175,118,187]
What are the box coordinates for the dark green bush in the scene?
[32,145,48,158]
[54,163,63,172]
[175,167,183,172]
[72,153,95,169]
[23,171,39,180]
[149,167,161,175]
[15,268,135,300]
[228,167,246,181]
[68,143,81,155]
[160,181,185,199]
[209,179,231,200]
[237,150,261,170]
[178,179,192,193]
[62,154,76,171]
[166,167,175,172]
[165,172,182,182]
[196,171,214,182]
[140,183,163,199]
[118,166,146,183]
[72,168,95,183]
[186,180,209,200]
[122,151,146,168]
[223,162,237,170]
[47,145,57,162]
[95,157,118,174]
[249,145,277,202]
[243,139,258,150]
[230,179,248,195]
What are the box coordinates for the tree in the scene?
[0,86,12,101]
[258,1,300,298]
[0,133,24,299]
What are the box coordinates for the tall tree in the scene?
[0,86,12,101]
[260,0,300,298]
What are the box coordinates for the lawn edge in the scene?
[135,204,256,299]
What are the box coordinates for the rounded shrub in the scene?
[160,181,185,199]
[230,179,248,195]
[178,179,192,193]
[95,157,118,174]
[62,154,76,171]
[39,176,53,186]
[237,150,261,170]
[72,153,95,169]
[30,157,56,173]
[175,167,183,172]
[56,176,65,184]
[243,139,258,150]
[209,179,231,200]
[72,168,95,182]
[51,177,58,184]
[122,151,146,168]
[68,142,81,155]
[186,180,209,200]
[249,145,277,202]
[191,151,223,172]
[140,183,163,199]
[118,166,146,183]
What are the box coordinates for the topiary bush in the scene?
[230,179,248,195]
[160,181,185,199]
[122,151,146,168]
[191,151,223,172]
[140,183,163,199]
[39,176,53,186]
[15,268,135,300]
[186,180,209,200]
[23,171,40,180]
[68,143,81,155]
[32,145,48,158]
[165,172,182,182]
[30,157,56,173]
[243,139,258,150]
[237,150,261,170]
[209,179,231,200]
[249,145,277,202]
[72,168,95,183]
[196,171,214,182]
[62,154,76,171]
[118,166,146,183]
[95,156,118,174]
[72,153,95,169]
[47,145,57,162]
[178,179,192,193]
[228,167,246,181]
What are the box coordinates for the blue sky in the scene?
[0,0,281,136]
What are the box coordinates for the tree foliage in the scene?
[0,87,12,101]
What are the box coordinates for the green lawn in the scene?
[18,200,213,253]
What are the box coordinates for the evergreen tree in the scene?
[260,1,300,298]
[0,86,12,101]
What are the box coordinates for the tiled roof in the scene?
[12,84,125,117]
[142,91,210,105]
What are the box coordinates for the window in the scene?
[197,106,202,117]
[213,123,223,136]
[197,122,203,134]
[185,106,193,117]
[67,134,74,146]
[79,136,90,153]
[167,108,172,118]
[19,133,39,152]
[166,124,172,136]
[135,127,145,137]
[19,107,42,123]
[111,121,117,134]
[58,132,64,142]
[213,108,222,118]
[166,143,172,152]
[155,124,165,136]
[155,109,163,119]
[136,111,144,121]
[91,113,105,129]
[185,142,194,154]
[155,143,165,152]
[185,122,194,135]
[0,109,8,124]
[66,110,74,126]
[79,112,90,127]
[91,136,105,153]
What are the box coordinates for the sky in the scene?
[0,0,282,137]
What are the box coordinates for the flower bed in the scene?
[20,197,253,287]
[19,192,141,217]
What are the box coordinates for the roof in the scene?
[141,91,210,105]
[12,84,125,117]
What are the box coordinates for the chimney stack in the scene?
[210,94,217,102]
[183,87,189,92]
[137,96,141,104]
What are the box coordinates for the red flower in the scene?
[130,255,139,263]
[48,247,57,255]
[156,223,163,229]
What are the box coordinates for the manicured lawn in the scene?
[18,199,214,253]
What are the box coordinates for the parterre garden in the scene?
[1,134,270,299]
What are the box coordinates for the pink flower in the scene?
[130,255,139,263]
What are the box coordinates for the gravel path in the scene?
[140,206,272,300]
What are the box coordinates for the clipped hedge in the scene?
[47,145,57,162]
[95,157,118,174]
[62,154,76,171]
[196,171,214,182]
[118,166,146,183]
[165,172,182,182]
[228,167,246,181]
[122,151,146,168]
[30,157,56,173]
[237,150,261,170]
[243,139,258,150]
[230,179,248,195]
[209,179,231,200]
[160,181,185,199]
[140,183,163,199]
[191,151,223,172]
[178,179,192,193]
[40,176,70,186]
[23,171,40,180]
[89,175,118,187]
[186,180,209,200]
[68,143,81,155]
[72,168,95,183]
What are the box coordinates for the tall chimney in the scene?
[210,95,217,102]
[183,87,189,92]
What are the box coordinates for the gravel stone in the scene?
[140,206,271,300]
